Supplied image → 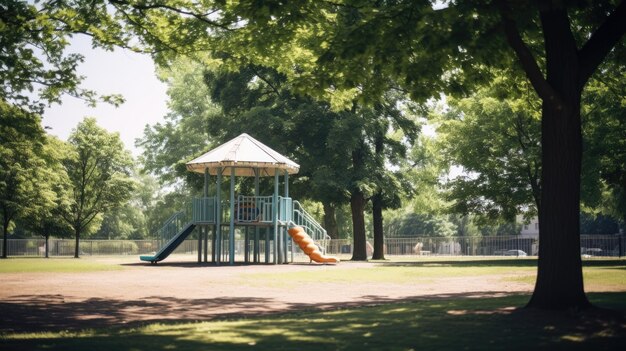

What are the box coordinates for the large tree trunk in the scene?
[323,201,339,239]
[528,100,590,309]
[44,233,49,258]
[2,217,8,259]
[372,193,385,260]
[74,226,81,258]
[526,8,589,309]
[350,190,368,261]
[456,216,470,255]
[1,206,11,258]
[350,137,368,261]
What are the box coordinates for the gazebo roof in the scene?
[186,133,300,177]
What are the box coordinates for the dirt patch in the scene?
[0,255,536,333]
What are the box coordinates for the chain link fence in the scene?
[1,234,624,258]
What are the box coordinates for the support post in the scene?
[284,170,289,198]
[284,170,290,263]
[265,227,270,264]
[204,225,209,262]
[204,168,209,197]
[254,169,260,263]
[273,170,279,264]
[203,168,210,263]
[216,168,222,264]
[197,226,202,263]
[229,167,236,265]
[245,226,249,263]
[212,225,216,262]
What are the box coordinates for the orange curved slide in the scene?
[288,226,339,264]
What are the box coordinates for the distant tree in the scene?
[137,60,218,187]
[385,213,456,238]
[580,212,620,235]
[450,215,482,238]
[94,203,146,240]
[582,71,626,229]
[60,118,135,258]
[19,136,74,258]
[0,100,46,258]
[479,221,521,236]
[94,170,163,240]
[132,173,165,237]
[405,133,449,218]
[438,74,542,224]
[370,108,417,260]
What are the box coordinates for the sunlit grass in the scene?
[240,260,538,286]
[503,261,626,291]
[0,258,123,273]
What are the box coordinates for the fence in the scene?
[330,235,625,257]
[0,235,624,258]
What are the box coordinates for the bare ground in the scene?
[0,255,539,333]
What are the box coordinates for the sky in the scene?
[41,36,169,157]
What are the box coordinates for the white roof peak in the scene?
[186,133,300,177]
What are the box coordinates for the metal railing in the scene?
[192,197,217,223]
[292,201,330,251]
[157,210,191,247]
[278,196,293,223]
[236,195,274,223]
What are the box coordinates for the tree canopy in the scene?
[1,0,127,113]
[60,117,135,258]
[439,72,542,224]
[0,99,47,257]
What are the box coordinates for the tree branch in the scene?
[108,0,233,32]
[496,0,562,105]
[578,0,626,86]
[249,66,281,96]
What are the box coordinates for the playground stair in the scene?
[140,210,194,264]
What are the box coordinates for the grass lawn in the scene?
[240,259,539,286]
[1,293,624,351]
[0,257,123,273]
[1,257,624,350]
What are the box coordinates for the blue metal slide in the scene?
[140,223,196,263]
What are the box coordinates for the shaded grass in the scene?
[0,258,123,273]
[2,293,624,351]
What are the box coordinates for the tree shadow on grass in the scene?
[0,292,502,333]
[1,293,625,351]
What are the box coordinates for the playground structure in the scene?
[140,133,337,265]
